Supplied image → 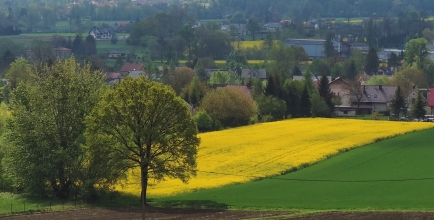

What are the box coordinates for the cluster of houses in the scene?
[329,77,434,118]
[105,63,434,118]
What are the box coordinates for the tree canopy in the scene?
[85,76,199,216]
[3,57,105,198]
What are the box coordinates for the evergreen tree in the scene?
[299,85,311,117]
[390,86,406,118]
[282,80,300,118]
[246,19,260,40]
[303,70,314,92]
[263,31,273,51]
[387,52,399,69]
[324,33,335,58]
[292,65,302,76]
[1,49,15,71]
[317,75,334,116]
[264,73,281,98]
[365,47,379,75]
[411,91,426,120]
[72,34,84,56]
[85,34,97,56]
[194,61,208,82]
[345,59,357,79]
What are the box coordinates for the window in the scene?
[343,111,348,114]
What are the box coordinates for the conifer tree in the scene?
[299,85,311,117]
[324,34,335,58]
[264,73,282,98]
[317,75,334,116]
[292,65,302,76]
[411,91,426,120]
[390,86,406,118]
[365,47,379,75]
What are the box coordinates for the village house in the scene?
[240,68,267,81]
[376,66,394,76]
[106,49,126,59]
[114,22,130,30]
[354,85,396,115]
[119,62,145,76]
[52,47,72,59]
[89,27,116,40]
[105,72,123,84]
[328,77,357,117]
[263,22,282,30]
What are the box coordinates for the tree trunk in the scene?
[141,165,148,220]
[141,143,151,220]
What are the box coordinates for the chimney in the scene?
[379,85,382,90]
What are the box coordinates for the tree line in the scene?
[0,58,199,220]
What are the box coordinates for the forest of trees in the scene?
[1,0,434,34]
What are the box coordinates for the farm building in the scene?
[284,39,351,59]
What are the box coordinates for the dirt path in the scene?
[2,208,434,220]
[1,207,294,220]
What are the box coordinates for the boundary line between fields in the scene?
[196,170,434,183]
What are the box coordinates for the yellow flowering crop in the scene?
[232,40,264,49]
[214,60,265,64]
[116,118,434,196]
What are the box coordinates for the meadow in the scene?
[116,118,434,196]
[154,127,434,211]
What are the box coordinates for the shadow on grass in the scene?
[152,200,229,210]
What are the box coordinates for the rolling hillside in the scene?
[154,128,434,210]
[116,118,434,197]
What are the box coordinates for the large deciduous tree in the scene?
[85,76,199,219]
[162,66,195,95]
[4,57,105,198]
[404,38,429,69]
[200,86,255,127]
[246,19,260,40]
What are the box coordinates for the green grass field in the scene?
[152,128,434,211]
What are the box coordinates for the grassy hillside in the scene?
[153,128,434,210]
[117,118,434,196]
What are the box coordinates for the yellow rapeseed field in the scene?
[116,118,434,196]
[232,40,264,49]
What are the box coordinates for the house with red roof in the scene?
[429,88,434,115]
[120,62,144,74]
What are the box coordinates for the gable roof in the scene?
[360,85,397,103]
[329,77,348,85]
[120,62,144,73]
[377,66,394,76]
[53,47,71,51]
